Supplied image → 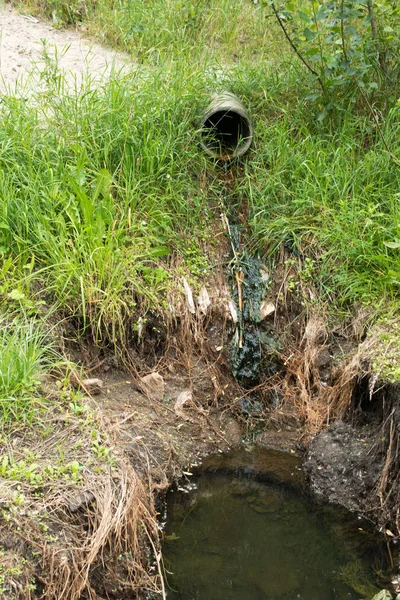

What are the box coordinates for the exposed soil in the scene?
[305,383,400,536]
[0,2,130,92]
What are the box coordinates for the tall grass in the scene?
[15,0,276,65]
[2,0,400,342]
[241,107,400,307]
[0,319,52,422]
[0,58,224,342]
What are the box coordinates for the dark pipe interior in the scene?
[202,109,251,152]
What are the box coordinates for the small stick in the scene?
[146,529,167,600]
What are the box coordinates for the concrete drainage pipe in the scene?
[200,92,253,159]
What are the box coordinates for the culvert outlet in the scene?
[200,92,253,159]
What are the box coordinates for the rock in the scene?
[81,378,103,395]
[174,390,192,419]
[260,301,275,320]
[371,591,393,600]
[140,372,165,401]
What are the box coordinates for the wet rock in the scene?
[140,372,165,401]
[81,378,103,395]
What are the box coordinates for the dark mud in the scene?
[305,382,400,536]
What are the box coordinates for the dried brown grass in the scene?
[0,402,162,600]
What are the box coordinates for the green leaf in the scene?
[297,10,311,23]
[303,27,318,41]
[384,241,400,249]
[8,289,25,301]
[149,246,170,257]
[304,93,321,101]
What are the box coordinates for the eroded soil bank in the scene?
[2,261,400,599]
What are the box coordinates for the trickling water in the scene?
[163,449,393,600]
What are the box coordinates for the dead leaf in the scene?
[182,277,196,314]
[198,286,211,315]
[260,301,275,320]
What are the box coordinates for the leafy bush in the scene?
[265,0,400,118]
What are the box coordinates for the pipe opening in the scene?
[200,98,253,159]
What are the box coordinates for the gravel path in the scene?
[0,2,130,91]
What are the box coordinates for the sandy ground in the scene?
[0,1,130,91]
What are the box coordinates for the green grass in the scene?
[15,0,277,65]
[244,108,400,305]
[0,318,53,422]
[0,59,222,344]
[1,0,400,356]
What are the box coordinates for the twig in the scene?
[145,528,167,600]
[271,2,326,96]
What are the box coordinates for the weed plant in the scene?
[0,319,52,422]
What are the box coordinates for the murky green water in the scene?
[163,449,392,600]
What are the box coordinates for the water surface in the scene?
[163,449,391,600]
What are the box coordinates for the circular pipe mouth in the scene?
[200,95,253,159]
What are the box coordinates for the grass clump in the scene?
[0,58,220,345]
[0,319,52,423]
[240,107,400,309]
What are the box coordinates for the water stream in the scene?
[162,449,393,600]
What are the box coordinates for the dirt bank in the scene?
[305,380,400,536]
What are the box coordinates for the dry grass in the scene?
[0,397,161,600]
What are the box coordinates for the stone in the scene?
[81,378,103,395]
[174,390,192,418]
[140,372,165,401]
[260,301,275,320]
